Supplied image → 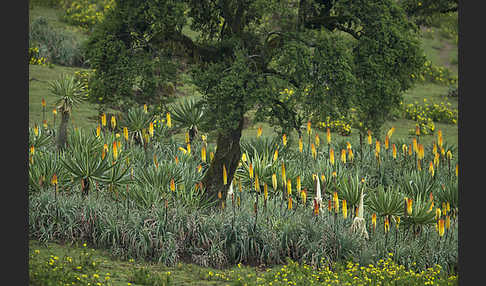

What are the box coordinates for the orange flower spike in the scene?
[249,163,254,179]
[333,192,339,213]
[288,197,293,210]
[445,215,451,230]
[408,144,413,156]
[170,178,176,192]
[298,136,303,153]
[415,125,420,136]
[315,133,320,147]
[375,140,381,154]
[392,144,397,159]
[282,133,287,146]
[348,148,354,162]
[149,122,154,137]
[112,141,118,160]
[326,128,331,145]
[329,148,335,165]
[384,135,389,150]
[437,129,443,148]
[30,145,35,156]
[257,126,262,137]
[384,216,390,233]
[455,164,458,177]
[438,219,445,237]
[41,98,46,108]
[328,199,332,212]
[34,124,39,136]
[406,198,413,216]
[313,199,319,216]
[223,164,228,185]
[433,143,437,156]
[341,149,346,164]
[101,113,106,127]
[307,120,312,136]
[412,138,418,154]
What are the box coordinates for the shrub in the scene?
[29,16,87,67]
[60,0,115,30]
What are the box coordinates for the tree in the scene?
[48,74,85,150]
[86,0,425,204]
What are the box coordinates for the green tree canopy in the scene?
[85,0,426,203]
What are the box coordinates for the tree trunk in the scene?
[57,111,70,150]
[201,118,244,205]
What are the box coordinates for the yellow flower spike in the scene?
[111,115,116,130]
[223,164,228,185]
[321,173,326,184]
[455,164,458,176]
[153,154,158,168]
[327,128,331,145]
[348,148,354,162]
[34,124,39,136]
[402,144,407,155]
[329,148,335,165]
[437,129,443,148]
[185,132,190,144]
[333,192,339,213]
[302,189,307,206]
[384,216,390,233]
[264,182,268,201]
[311,143,317,159]
[384,135,389,150]
[187,143,191,155]
[434,152,440,167]
[282,133,287,146]
[51,173,58,186]
[112,141,118,160]
[415,125,421,136]
[149,122,154,137]
[273,148,278,162]
[445,215,451,230]
[341,149,346,164]
[387,127,395,138]
[371,213,377,231]
[315,133,320,147]
[43,119,48,129]
[406,198,413,216]
[249,163,254,179]
[123,127,128,141]
[375,140,381,154]
[272,173,277,191]
[298,136,303,153]
[428,200,434,212]
[429,161,435,177]
[342,199,347,219]
[288,196,293,210]
[346,142,351,150]
[392,144,397,159]
[178,146,187,154]
[254,173,260,192]
[446,202,450,212]
[438,219,445,237]
[257,126,262,137]
[307,120,312,136]
[447,150,453,160]
[418,144,425,160]
[30,145,35,156]
[201,146,207,162]
[408,144,413,156]
[412,138,418,154]
[166,112,172,128]
[287,179,292,196]
[367,130,372,145]
[432,143,437,156]
[241,152,247,162]
[417,159,422,171]
[170,178,176,192]
[435,208,441,220]
[52,108,57,116]
[210,151,214,162]
[143,104,148,113]
[197,164,202,173]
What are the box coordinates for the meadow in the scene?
[28,1,459,285]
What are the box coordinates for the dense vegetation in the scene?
[28,0,458,284]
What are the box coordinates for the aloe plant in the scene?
[169,98,205,142]
[367,185,405,218]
